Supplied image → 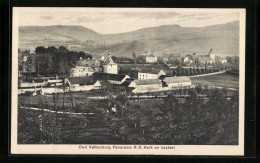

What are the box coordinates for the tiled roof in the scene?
[68,76,94,85]
[147,54,155,57]
[134,79,162,85]
[121,79,134,87]
[163,76,191,84]
[92,72,128,81]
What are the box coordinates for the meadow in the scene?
[190,72,239,89]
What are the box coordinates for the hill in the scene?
[19,21,239,57]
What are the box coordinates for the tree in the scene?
[189,67,194,76]
[195,84,202,97]
[185,69,190,76]
[128,111,141,128]
[163,93,179,113]
[25,55,35,77]
[140,116,150,135]
[137,56,145,64]
[118,124,130,142]
[35,46,47,54]
[132,52,137,64]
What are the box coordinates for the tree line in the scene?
[19,46,92,77]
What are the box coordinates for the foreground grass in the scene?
[18,91,239,145]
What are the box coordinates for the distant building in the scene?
[102,52,118,74]
[168,54,181,62]
[193,49,216,65]
[183,54,193,64]
[162,57,169,63]
[68,76,101,91]
[145,54,157,63]
[70,59,101,77]
[162,76,192,88]
[138,69,166,80]
[221,58,227,64]
[92,72,130,85]
[128,79,162,93]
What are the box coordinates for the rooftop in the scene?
[92,72,129,81]
[147,54,155,57]
[68,76,95,85]
[103,54,116,65]
[163,76,191,83]
[134,79,162,85]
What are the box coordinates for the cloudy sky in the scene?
[14,8,241,34]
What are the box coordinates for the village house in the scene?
[128,79,162,93]
[92,72,130,85]
[70,58,101,77]
[145,54,157,63]
[102,52,118,74]
[183,54,193,64]
[68,76,101,91]
[138,69,166,80]
[220,58,228,64]
[162,76,192,88]
[168,54,181,62]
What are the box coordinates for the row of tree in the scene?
[172,66,216,76]
[18,46,92,77]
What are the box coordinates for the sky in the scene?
[14,8,241,34]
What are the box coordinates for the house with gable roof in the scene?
[128,79,162,93]
[138,68,166,80]
[92,72,130,85]
[67,76,102,91]
[70,58,101,77]
[145,54,157,63]
[162,76,192,88]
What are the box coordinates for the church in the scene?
[193,48,216,65]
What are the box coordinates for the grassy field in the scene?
[191,72,239,89]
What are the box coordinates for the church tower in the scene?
[208,48,215,61]
[102,52,118,74]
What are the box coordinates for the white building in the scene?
[221,58,228,64]
[128,79,162,93]
[184,55,193,64]
[70,59,101,77]
[145,54,157,63]
[102,52,118,74]
[138,69,166,80]
[70,66,95,77]
[163,76,192,88]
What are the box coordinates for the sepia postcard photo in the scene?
[11,7,245,155]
